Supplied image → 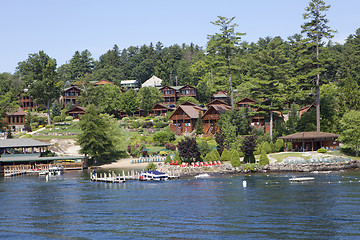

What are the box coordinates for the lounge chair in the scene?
[191,162,195,167]
[175,160,179,165]
[209,161,213,166]
[217,161,222,165]
[204,162,209,166]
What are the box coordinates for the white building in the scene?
[141,76,163,88]
[121,80,139,90]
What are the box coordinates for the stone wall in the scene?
[264,160,360,172]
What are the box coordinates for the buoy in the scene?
[242,180,247,188]
[46,174,49,182]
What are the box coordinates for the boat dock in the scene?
[289,177,315,182]
[90,171,126,183]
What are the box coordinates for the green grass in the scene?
[38,123,81,134]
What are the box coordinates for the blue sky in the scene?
[1,0,359,73]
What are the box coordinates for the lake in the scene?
[1,170,360,239]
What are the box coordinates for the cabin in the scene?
[169,104,206,135]
[236,97,258,110]
[298,103,315,117]
[93,79,115,86]
[160,86,177,105]
[211,91,229,103]
[279,131,339,151]
[159,85,197,105]
[6,106,26,132]
[18,91,37,110]
[142,75,163,88]
[150,103,175,117]
[206,99,229,107]
[202,104,231,135]
[177,85,197,100]
[121,80,139,90]
[62,86,81,108]
[66,106,86,119]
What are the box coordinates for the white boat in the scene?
[195,173,210,179]
[139,171,168,181]
[49,166,64,175]
[289,177,315,182]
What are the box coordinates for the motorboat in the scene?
[48,166,64,175]
[139,171,169,181]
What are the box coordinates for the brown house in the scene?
[211,91,229,102]
[169,104,206,135]
[202,103,231,135]
[6,106,26,132]
[66,106,86,119]
[298,103,315,117]
[236,97,258,110]
[150,103,175,117]
[62,86,81,108]
[160,85,197,106]
[18,91,37,110]
[279,131,339,151]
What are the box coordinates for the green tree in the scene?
[138,87,162,114]
[301,0,336,131]
[195,111,204,134]
[208,16,245,109]
[286,103,300,134]
[259,149,270,165]
[240,135,257,163]
[69,50,94,79]
[0,92,18,130]
[339,110,360,156]
[177,96,199,105]
[177,137,200,163]
[120,89,139,116]
[16,51,63,125]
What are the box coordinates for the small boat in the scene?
[195,173,210,179]
[289,177,315,182]
[139,170,169,181]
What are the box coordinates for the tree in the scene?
[286,103,300,134]
[78,105,121,164]
[240,135,257,163]
[119,89,139,116]
[176,96,199,106]
[208,16,245,109]
[16,51,63,125]
[138,87,162,114]
[339,110,360,156]
[259,149,270,165]
[69,50,94,79]
[301,0,336,131]
[195,111,204,134]
[177,137,200,163]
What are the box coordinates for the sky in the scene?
[1,0,359,73]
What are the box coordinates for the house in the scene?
[298,103,315,117]
[236,97,258,110]
[120,80,139,90]
[66,106,86,119]
[93,79,115,86]
[236,98,271,132]
[279,131,339,151]
[6,106,26,132]
[159,85,197,105]
[18,90,37,110]
[206,99,229,107]
[150,103,175,117]
[142,75,163,88]
[202,103,231,135]
[168,104,206,135]
[62,86,81,108]
[211,91,229,102]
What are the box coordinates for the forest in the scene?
[1,0,360,156]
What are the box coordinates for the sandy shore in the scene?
[99,158,148,169]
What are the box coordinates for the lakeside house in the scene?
[279,131,340,151]
[150,103,175,117]
[66,106,86,119]
[18,90,37,110]
[211,90,229,103]
[120,80,139,90]
[141,75,163,88]
[62,86,81,108]
[202,100,231,136]
[159,85,197,106]
[5,106,26,132]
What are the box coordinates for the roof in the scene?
[169,105,204,120]
[207,99,229,107]
[121,80,138,84]
[0,139,51,148]
[65,106,86,113]
[179,101,198,106]
[6,106,25,116]
[94,80,114,85]
[236,97,258,104]
[0,155,85,163]
[142,76,163,87]
[278,131,339,140]
[152,103,174,110]
[63,86,81,92]
[213,93,228,98]
[203,104,231,117]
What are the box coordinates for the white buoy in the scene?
[46,174,49,182]
[243,180,247,188]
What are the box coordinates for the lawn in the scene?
[268,152,311,163]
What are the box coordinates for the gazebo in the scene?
[279,131,339,151]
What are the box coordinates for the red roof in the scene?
[95,80,114,85]
[6,106,25,116]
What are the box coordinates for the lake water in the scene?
[1,170,360,239]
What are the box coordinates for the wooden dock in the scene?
[90,171,126,183]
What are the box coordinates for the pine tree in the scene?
[195,111,204,135]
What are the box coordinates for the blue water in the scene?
[1,170,360,239]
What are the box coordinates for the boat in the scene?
[48,166,64,175]
[289,177,315,182]
[139,171,169,181]
[195,173,210,179]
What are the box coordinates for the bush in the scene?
[131,120,142,129]
[153,129,175,145]
[65,116,73,122]
[317,148,327,153]
[146,162,157,171]
[230,150,240,167]
[173,151,180,162]
[285,142,293,151]
[53,116,61,123]
[165,154,172,164]
[220,148,232,162]
[270,142,276,153]
[261,142,272,154]
[275,139,284,152]
[259,149,270,165]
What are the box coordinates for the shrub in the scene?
[53,116,61,123]
[165,154,172,164]
[261,142,272,154]
[230,150,240,167]
[285,142,293,151]
[146,162,157,171]
[220,148,232,162]
[173,151,180,162]
[270,142,276,153]
[275,139,284,152]
[317,148,327,153]
[259,149,270,165]
[65,116,73,122]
